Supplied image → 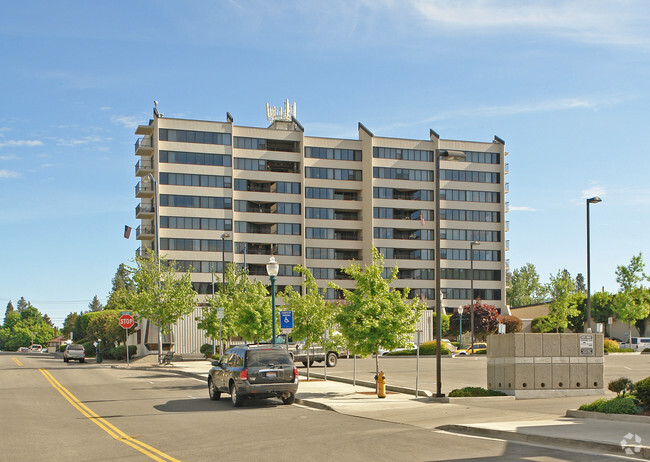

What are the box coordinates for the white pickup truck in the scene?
[273,336,339,367]
[620,337,650,352]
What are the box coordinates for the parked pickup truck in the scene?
[274,336,340,367]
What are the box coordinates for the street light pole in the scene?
[586,197,602,333]
[145,172,162,364]
[435,149,466,398]
[470,241,480,351]
[457,305,464,348]
[266,256,279,344]
[221,232,231,293]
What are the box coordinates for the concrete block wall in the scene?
[487,333,604,398]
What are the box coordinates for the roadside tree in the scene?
[105,263,136,312]
[448,300,500,340]
[546,269,579,333]
[613,254,650,340]
[129,249,197,362]
[507,263,547,307]
[330,248,425,377]
[88,295,103,312]
[281,265,339,378]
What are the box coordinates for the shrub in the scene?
[200,343,213,358]
[604,339,620,353]
[498,315,523,333]
[634,377,650,408]
[449,387,506,397]
[59,344,67,352]
[82,340,96,357]
[531,316,554,333]
[608,377,634,397]
[579,396,639,414]
[419,341,452,355]
[113,345,137,361]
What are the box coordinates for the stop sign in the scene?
[119,314,134,329]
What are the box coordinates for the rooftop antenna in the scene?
[266,98,297,123]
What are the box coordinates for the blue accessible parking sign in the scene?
[280,310,293,329]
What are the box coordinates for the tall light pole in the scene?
[457,305,464,348]
[470,241,480,351]
[435,149,466,397]
[266,256,279,344]
[586,196,602,333]
[145,172,162,364]
[221,232,231,292]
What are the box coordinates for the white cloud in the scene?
[581,186,607,200]
[55,136,106,146]
[111,115,141,128]
[509,206,538,212]
[0,169,19,178]
[37,153,52,158]
[0,154,18,161]
[0,139,44,148]
[412,0,650,49]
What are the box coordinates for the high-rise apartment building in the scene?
[134,102,509,324]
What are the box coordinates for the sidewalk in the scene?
[119,359,650,459]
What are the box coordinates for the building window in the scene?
[440,229,501,242]
[160,195,231,209]
[305,147,361,161]
[377,248,435,260]
[305,167,362,181]
[462,151,500,164]
[160,172,231,189]
[161,216,232,231]
[160,151,231,167]
[234,137,300,153]
[440,169,500,184]
[440,249,501,261]
[442,288,501,300]
[373,187,433,201]
[441,268,501,281]
[373,167,433,182]
[440,189,500,203]
[160,238,231,252]
[373,208,433,221]
[159,129,231,146]
[373,147,434,162]
[440,209,500,223]
[374,228,434,241]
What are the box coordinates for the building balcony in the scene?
[135,159,153,177]
[505,182,509,194]
[504,163,509,174]
[136,225,155,240]
[505,240,510,251]
[135,203,155,219]
[135,137,154,156]
[135,123,154,136]
[135,181,154,198]
[505,220,510,232]
[505,202,510,213]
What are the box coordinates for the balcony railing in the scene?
[504,163,509,174]
[505,240,510,251]
[135,159,153,176]
[505,202,510,213]
[505,220,510,232]
[135,182,154,197]
[504,182,509,194]
[136,225,155,239]
[135,137,154,155]
[135,204,155,217]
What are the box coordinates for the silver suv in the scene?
[208,345,299,407]
[63,344,85,363]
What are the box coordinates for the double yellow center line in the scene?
[39,368,179,462]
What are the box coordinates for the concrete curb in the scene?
[298,371,432,398]
[437,424,650,459]
[567,409,650,424]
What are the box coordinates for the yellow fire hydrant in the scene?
[376,371,386,399]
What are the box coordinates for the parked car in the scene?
[442,339,458,353]
[63,344,85,363]
[29,344,43,353]
[208,345,299,407]
[377,342,418,356]
[455,342,488,355]
[18,347,28,353]
[620,337,650,352]
[273,336,340,367]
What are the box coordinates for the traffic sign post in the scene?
[119,312,135,366]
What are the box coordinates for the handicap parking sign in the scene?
[280,310,293,329]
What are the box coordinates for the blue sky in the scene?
[1,1,649,327]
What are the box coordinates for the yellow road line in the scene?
[39,369,180,462]
[12,357,23,366]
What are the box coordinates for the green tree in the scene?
[281,265,339,378]
[330,248,424,377]
[3,303,19,329]
[16,297,29,313]
[62,312,79,339]
[613,254,650,342]
[129,249,197,362]
[575,273,586,293]
[83,310,124,347]
[105,263,136,312]
[546,269,579,333]
[88,295,104,312]
[507,263,547,307]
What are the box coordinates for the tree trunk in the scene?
[306,348,310,380]
[375,351,379,393]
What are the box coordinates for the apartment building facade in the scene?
[134,104,509,353]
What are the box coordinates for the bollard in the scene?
[375,371,386,398]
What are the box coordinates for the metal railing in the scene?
[135,159,153,174]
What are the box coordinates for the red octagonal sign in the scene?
[119,314,135,329]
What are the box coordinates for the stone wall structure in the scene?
[487,333,604,398]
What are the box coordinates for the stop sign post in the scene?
[119,311,134,366]
[120,314,134,329]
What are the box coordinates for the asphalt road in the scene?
[1,352,634,461]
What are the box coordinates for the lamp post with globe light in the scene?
[266,256,279,344]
